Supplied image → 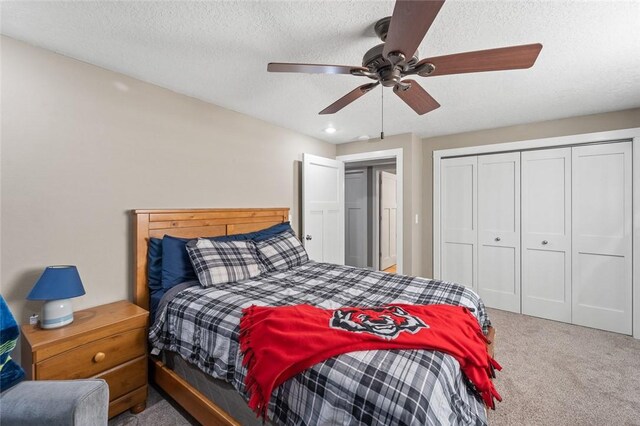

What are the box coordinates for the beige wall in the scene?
[422,107,640,278]
[336,133,424,277]
[0,37,335,357]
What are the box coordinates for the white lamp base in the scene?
[41,299,75,329]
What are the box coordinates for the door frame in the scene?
[337,149,404,274]
[432,127,640,339]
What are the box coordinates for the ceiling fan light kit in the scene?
[268,0,542,117]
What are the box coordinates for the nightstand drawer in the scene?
[96,355,147,401]
[37,327,146,380]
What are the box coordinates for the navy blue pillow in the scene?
[147,238,163,291]
[241,222,293,242]
[161,235,197,290]
[160,222,294,290]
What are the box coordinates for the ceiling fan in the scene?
[267,0,542,116]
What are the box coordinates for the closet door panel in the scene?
[440,156,477,289]
[479,246,517,293]
[442,243,474,285]
[478,152,521,312]
[572,142,632,334]
[524,250,568,300]
[521,148,572,323]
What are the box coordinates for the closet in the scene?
[438,141,633,334]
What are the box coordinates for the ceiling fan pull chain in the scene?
[381,86,385,140]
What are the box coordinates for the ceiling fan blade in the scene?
[383,0,446,59]
[319,83,379,115]
[393,80,440,115]
[268,62,368,75]
[417,43,543,77]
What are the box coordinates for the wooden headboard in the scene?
[133,208,289,310]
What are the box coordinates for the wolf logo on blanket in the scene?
[330,305,428,339]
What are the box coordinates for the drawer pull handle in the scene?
[93,352,106,363]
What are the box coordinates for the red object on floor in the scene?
[239,303,502,419]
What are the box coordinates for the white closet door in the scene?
[572,142,632,334]
[440,156,477,289]
[522,148,572,322]
[478,152,521,312]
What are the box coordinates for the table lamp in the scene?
[27,265,86,329]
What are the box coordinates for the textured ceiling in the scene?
[2,1,640,144]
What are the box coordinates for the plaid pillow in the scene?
[255,230,309,272]
[186,239,264,287]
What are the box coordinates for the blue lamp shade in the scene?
[27,266,85,329]
[27,266,85,300]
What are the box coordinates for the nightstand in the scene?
[21,300,149,418]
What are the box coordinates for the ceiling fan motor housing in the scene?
[362,43,419,70]
[362,43,419,85]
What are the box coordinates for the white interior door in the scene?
[440,156,477,289]
[522,148,572,323]
[572,142,632,334]
[379,171,397,270]
[478,152,521,313]
[302,153,344,264]
[345,169,368,268]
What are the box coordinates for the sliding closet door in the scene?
[478,152,520,312]
[572,142,632,334]
[440,156,477,289]
[521,148,572,322]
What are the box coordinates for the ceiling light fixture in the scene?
[358,135,370,141]
[324,127,337,134]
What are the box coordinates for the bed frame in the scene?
[134,208,289,425]
[132,207,496,426]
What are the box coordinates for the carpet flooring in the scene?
[110,308,640,425]
[109,385,196,426]
[486,308,640,425]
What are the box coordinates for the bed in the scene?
[133,208,496,426]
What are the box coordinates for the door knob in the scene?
[305,235,312,241]
[494,237,501,242]
[542,240,548,245]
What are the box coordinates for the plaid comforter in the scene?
[149,262,491,425]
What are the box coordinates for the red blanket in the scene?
[239,303,502,418]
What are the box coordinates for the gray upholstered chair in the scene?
[0,378,109,425]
